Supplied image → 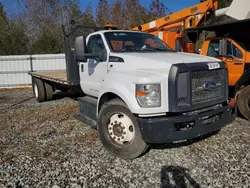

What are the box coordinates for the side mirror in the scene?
[75,36,87,62]
[219,39,227,56]
[75,36,102,62]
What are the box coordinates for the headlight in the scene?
[136,84,161,107]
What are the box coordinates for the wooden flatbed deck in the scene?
[29,70,69,85]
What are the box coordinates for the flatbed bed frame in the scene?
[29,70,78,86]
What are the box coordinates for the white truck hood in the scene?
[112,51,219,65]
[108,51,221,77]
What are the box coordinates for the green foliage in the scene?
[30,27,63,54]
[0,0,171,55]
[218,0,233,8]
[0,3,29,55]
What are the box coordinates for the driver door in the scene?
[207,39,245,86]
[79,34,108,97]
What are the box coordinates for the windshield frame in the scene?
[103,31,175,53]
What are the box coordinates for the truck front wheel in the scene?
[237,86,250,120]
[97,99,148,160]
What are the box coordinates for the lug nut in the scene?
[123,132,126,135]
[118,138,120,141]
[115,121,117,123]
[121,136,124,139]
[119,122,122,125]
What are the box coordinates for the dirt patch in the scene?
[0,87,32,93]
[0,90,250,188]
[0,96,10,103]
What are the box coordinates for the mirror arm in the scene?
[84,53,100,58]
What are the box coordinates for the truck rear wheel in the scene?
[97,98,148,160]
[33,78,46,102]
[237,86,250,120]
[44,82,53,101]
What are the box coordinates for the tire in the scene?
[237,86,250,120]
[33,78,46,102]
[97,98,148,160]
[44,82,54,101]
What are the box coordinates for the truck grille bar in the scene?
[191,69,225,104]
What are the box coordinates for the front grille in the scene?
[191,69,225,104]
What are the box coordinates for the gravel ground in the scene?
[0,88,250,188]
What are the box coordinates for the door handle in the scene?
[234,60,243,65]
[110,64,113,68]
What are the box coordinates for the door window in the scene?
[207,40,220,57]
[226,41,243,59]
[87,35,107,61]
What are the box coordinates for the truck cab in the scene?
[201,37,250,86]
[201,36,250,119]
[74,30,236,159]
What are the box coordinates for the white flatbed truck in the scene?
[29,26,236,159]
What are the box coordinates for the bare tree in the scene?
[123,0,148,29]
[96,0,110,27]
[111,0,125,28]
[148,0,169,20]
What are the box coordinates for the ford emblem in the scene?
[203,81,217,91]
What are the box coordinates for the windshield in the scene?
[104,32,174,52]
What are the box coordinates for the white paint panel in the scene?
[158,32,163,40]
[149,21,156,28]
[0,54,66,88]
[32,54,66,71]
[226,0,250,20]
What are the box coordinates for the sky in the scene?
[1,0,200,17]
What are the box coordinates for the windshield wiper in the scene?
[141,47,170,52]
[153,48,170,51]
[141,48,156,51]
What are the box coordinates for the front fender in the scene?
[97,71,168,116]
[97,83,138,115]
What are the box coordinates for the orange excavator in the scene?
[132,0,250,120]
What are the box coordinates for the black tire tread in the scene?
[33,78,46,103]
[97,98,148,160]
[237,86,250,120]
[44,82,54,101]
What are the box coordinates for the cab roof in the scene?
[91,30,144,35]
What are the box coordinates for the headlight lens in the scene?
[136,84,161,107]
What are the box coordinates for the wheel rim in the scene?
[34,83,38,98]
[107,113,135,146]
